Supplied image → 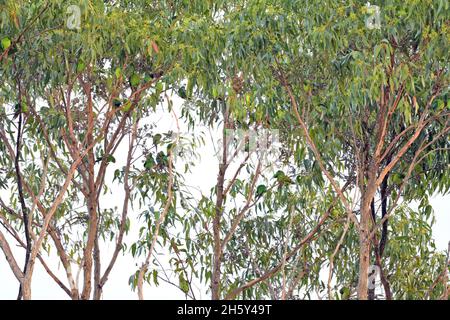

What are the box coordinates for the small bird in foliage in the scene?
[274,170,293,186]
[255,184,267,199]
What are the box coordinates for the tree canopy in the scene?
[0,0,448,300]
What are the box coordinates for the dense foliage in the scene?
[0,0,448,300]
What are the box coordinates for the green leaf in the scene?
[122,100,132,112]
[115,67,121,78]
[76,61,86,73]
[153,133,162,145]
[130,73,140,87]
[179,274,189,294]
[152,270,159,285]
[21,102,28,113]
[186,77,195,98]
[144,155,155,169]
[106,154,116,163]
[1,37,11,50]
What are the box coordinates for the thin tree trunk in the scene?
[368,200,376,300]
[81,192,97,299]
[211,103,229,300]
[357,204,371,299]
[212,190,224,299]
[212,147,226,300]
[21,277,32,300]
[81,82,98,300]
[357,179,376,300]
[93,233,102,300]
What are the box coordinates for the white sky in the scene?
[0,97,448,300]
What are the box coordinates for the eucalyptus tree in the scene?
[212,0,449,299]
[0,0,448,301]
[132,0,449,300]
[279,0,449,299]
[133,74,340,300]
[0,0,214,299]
[129,0,354,300]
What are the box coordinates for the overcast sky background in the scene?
[0,97,448,300]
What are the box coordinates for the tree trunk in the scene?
[357,183,376,300]
[368,200,376,300]
[212,105,229,300]
[81,195,98,300]
[212,164,225,300]
[93,235,102,300]
[357,204,371,299]
[21,274,32,300]
[21,282,32,300]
